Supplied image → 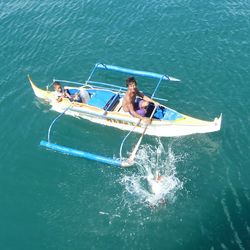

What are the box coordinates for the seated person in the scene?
[53,81,89,103]
[122,77,159,123]
[53,81,72,102]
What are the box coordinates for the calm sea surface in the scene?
[1,0,250,249]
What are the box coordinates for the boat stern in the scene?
[28,75,54,101]
[214,113,222,132]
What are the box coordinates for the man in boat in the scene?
[122,77,159,123]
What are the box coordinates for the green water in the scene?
[1,0,250,249]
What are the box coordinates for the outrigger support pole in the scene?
[40,141,132,167]
[41,105,134,167]
[86,63,107,83]
[151,75,165,99]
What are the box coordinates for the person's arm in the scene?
[54,91,63,102]
[143,95,160,106]
[64,89,73,100]
[65,92,72,99]
[137,90,160,106]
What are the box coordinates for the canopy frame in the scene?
[85,63,180,101]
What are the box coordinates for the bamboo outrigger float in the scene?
[29,63,222,167]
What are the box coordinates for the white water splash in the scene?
[120,139,184,208]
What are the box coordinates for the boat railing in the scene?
[52,79,127,93]
[87,63,179,101]
[86,80,127,92]
[52,79,85,86]
[52,79,168,102]
[47,79,87,90]
[52,61,176,103]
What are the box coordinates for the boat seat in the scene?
[104,93,120,111]
[87,89,120,111]
[113,100,123,112]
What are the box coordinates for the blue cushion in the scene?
[153,106,183,120]
[87,90,116,109]
[163,107,183,120]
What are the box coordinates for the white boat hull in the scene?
[29,76,222,137]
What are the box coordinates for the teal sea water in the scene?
[1,0,250,249]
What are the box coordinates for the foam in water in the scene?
[120,139,184,208]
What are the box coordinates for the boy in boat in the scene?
[53,81,89,103]
[53,81,72,102]
[122,77,159,123]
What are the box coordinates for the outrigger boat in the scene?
[29,63,222,167]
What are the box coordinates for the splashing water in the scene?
[120,139,185,208]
